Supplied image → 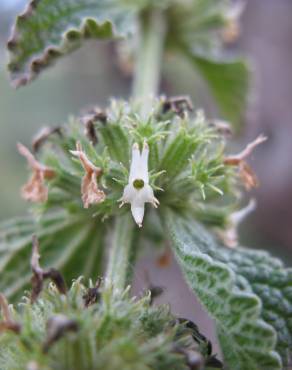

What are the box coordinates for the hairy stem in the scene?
[105,10,165,291]
[133,9,166,112]
[105,214,134,291]
[104,10,165,291]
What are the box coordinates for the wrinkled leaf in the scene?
[7,0,135,86]
[164,209,286,370]
[217,245,292,366]
[170,216,292,365]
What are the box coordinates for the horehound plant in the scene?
[0,1,291,369]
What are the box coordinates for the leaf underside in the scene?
[0,211,105,300]
[164,209,292,370]
[7,0,135,87]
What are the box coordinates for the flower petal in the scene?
[130,205,144,228]
[140,141,149,183]
[120,184,136,204]
[129,143,142,182]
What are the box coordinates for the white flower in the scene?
[120,142,159,227]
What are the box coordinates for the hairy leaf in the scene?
[217,246,292,366]
[189,54,249,126]
[0,211,105,300]
[99,124,130,166]
[7,0,135,86]
[169,217,292,365]
[164,209,286,370]
[165,0,249,126]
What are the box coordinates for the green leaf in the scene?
[0,211,105,300]
[218,246,292,366]
[159,130,200,183]
[99,123,130,166]
[168,215,292,365]
[189,54,249,127]
[165,0,250,126]
[163,209,285,370]
[7,0,135,87]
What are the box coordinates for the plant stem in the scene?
[105,10,165,292]
[105,214,134,291]
[132,9,166,112]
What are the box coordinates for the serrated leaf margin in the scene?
[7,0,136,87]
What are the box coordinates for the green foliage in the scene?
[159,128,202,183]
[0,100,240,300]
[0,211,105,300]
[1,99,283,369]
[7,0,248,126]
[33,100,237,215]
[7,0,135,86]
[3,1,289,369]
[220,247,292,366]
[189,55,249,127]
[0,279,215,370]
[164,209,292,369]
[165,0,249,125]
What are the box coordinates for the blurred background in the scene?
[1,0,292,350]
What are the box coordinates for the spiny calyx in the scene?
[16,98,265,244]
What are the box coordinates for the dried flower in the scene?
[0,293,21,333]
[31,235,67,303]
[70,142,105,208]
[32,126,62,152]
[17,143,55,203]
[120,142,159,227]
[144,271,164,305]
[208,119,233,138]
[81,107,107,145]
[219,198,257,248]
[161,96,193,118]
[82,278,102,307]
[221,1,246,44]
[224,134,267,190]
[43,314,78,353]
